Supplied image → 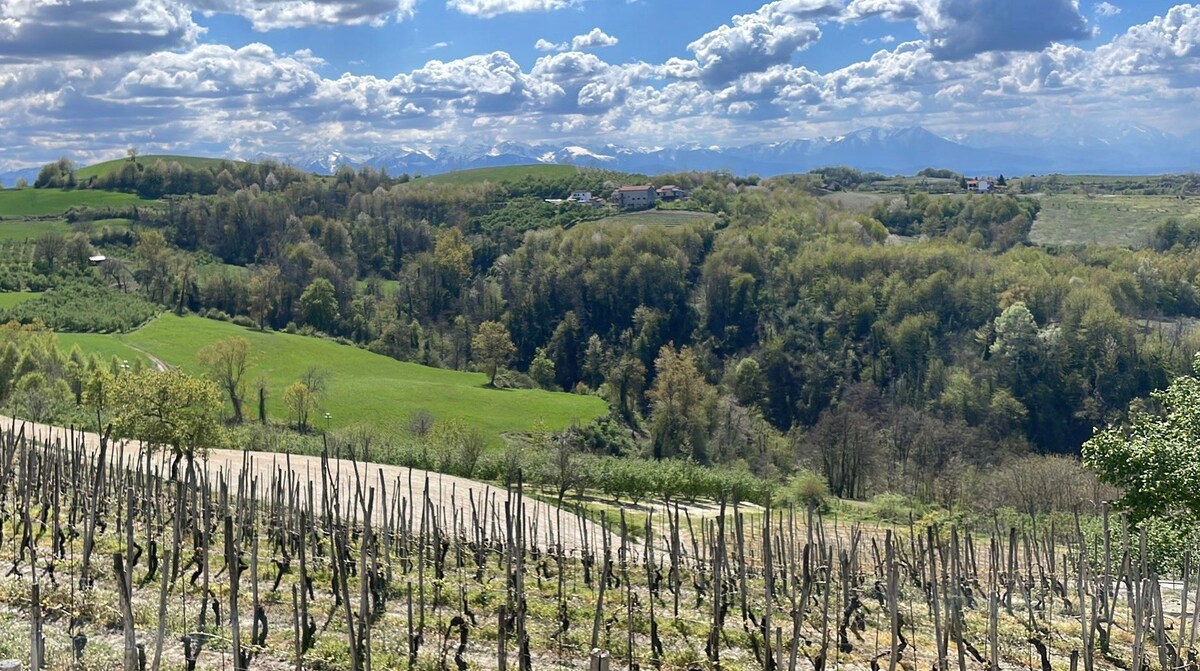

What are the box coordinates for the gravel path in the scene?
[0,414,607,552]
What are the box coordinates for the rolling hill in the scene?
[0,188,148,217]
[105,314,606,445]
[74,154,248,180]
[420,164,579,185]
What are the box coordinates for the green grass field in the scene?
[1029,193,1200,247]
[110,314,605,444]
[0,219,73,242]
[588,209,717,227]
[0,292,42,309]
[421,164,578,185]
[56,332,151,369]
[0,189,148,217]
[820,191,890,213]
[75,155,245,180]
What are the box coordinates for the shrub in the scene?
[870,493,924,523]
[408,409,434,438]
[780,468,831,511]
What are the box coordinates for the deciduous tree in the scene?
[109,370,225,461]
[197,337,251,423]
[471,320,515,386]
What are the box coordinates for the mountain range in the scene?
[273,123,1200,179]
[4,123,1198,187]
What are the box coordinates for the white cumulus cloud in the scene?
[447,0,578,18]
[0,0,201,60]
[571,27,618,50]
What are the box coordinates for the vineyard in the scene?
[0,420,1190,671]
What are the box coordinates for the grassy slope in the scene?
[1030,193,1200,247]
[56,332,151,369]
[0,220,74,242]
[588,209,717,227]
[75,155,244,180]
[0,189,147,217]
[117,314,606,442]
[0,292,42,309]
[421,164,578,185]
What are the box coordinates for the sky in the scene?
[0,0,1197,169]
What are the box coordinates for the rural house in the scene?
[612,185,657,210]
[656,185,689,201]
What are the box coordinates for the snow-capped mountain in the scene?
[262,124,1200,178]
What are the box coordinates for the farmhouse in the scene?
[611,185,657,210]
[568,191,605,208]
[966,178,1008,194]
[656,185,689,202]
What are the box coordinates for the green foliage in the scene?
[648,346,718,462]
[472,320,515,385]
[0,280,160,332]
[779,468,831,511]
[872,192,1039,249]
[1083,356,1200,522]
[109,369,226,455]
[869,493,926,523]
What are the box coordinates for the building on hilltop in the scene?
[611,185,657,210]
[656,185,689,202]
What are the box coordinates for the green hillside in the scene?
[75,155,246,180]
[57,332,152,370]
[588,209,716,228]
[0,188,148,217]
[421,164,578,185]
[113,314,606,444]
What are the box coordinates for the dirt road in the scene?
[0,413,607,552]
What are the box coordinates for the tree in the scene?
[1083,356,1200,522]
[605,354,646,425]
[300,278,339,332]
[33,231,68,274]
[254,374,269,424]
[528,347,557,390]
[472,321,515,386]
[109,370,225,461]
[283,381,318,433]
[82,364,114,432]
[647,345,717,463]
[197,337,251,423]
[248,265,281,330]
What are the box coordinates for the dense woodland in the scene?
[19,157,1200,513]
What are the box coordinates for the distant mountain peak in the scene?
[262,122,1199,180]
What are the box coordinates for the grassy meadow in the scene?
[1029,193,1200,247]
[0,188,148,217]
[56,332,152,369]
[589,209,717,227]
[109,314,606,444]
[74,154,244,180]
[421,164,578,185]
[0,292,42,309]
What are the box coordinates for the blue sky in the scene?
[0,0,1195,168]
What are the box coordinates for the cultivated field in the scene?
[109,314,606,442]
[1030,193,1200,247]
[0,419,1183,671]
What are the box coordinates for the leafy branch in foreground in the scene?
[1084,353,1200,522]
